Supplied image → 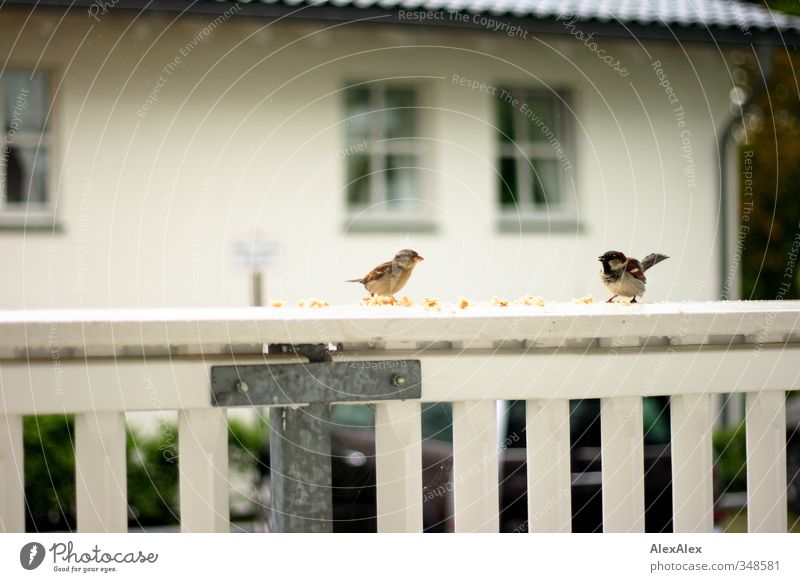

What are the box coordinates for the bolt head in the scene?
[235,380,250,393]
[392,374,407,387]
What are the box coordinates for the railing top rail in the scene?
[0,301,798,359]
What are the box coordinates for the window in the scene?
[343,83,430,230]
[1,70,52,227]
[496,89,574,228]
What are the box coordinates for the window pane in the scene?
[385,155,416,208]
[344,85,421,214]
[2,146,24,203]
[384,88,416,139]
[4,146,48,204]
[4,71,48,133]
[529,158,561,207]
[344,87,371,142]
[498,157,518,206]
[523,94,558,143]
[346,154,371,207]
[497,97,516,143]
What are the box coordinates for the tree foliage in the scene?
[738,3,800,299]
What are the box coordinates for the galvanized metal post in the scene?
[269,402,332,533]
[268,344,331,533]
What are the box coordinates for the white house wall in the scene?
[0,11,734,308]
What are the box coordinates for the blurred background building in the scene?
[2,1,797,310]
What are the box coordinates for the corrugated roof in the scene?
[229,0,800,32]
[9,0,800,39]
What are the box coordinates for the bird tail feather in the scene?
[345,279,364,284]
[641,253,669,271]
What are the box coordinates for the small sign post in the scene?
[233,238,280,307]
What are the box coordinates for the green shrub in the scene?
[227,416,268,519]
[126,420,179,527]
[24,414,264,531]
[23,415,77,531]
[713,423,747,493]
[228,416,265,463]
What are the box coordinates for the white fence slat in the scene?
[179,408,229,533]
[601,396,645,532]
[452,400,499,532]
[670,393,713,532]
[75,412,128,532]
[526,399,571,532]
[0,414,25,532]
[375,401,423,532]
[746,391,787,532]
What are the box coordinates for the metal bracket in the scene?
[211,360,421,407]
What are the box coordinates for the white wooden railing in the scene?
[0,301,798,533]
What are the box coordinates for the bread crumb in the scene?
[572,295,594,304]
[517,295,545,307]
[298,298,330,308]
[360,295,398,306]
[397,295,414,307]
[423,297,441,311]
[270,299,286,308]
[491,296,510,307]
[458,296,471,309]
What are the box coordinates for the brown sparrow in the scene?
[346,249,424,296]
[598,251,669,303]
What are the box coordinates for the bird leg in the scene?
[631,297,638,304]
[606,295,618,303]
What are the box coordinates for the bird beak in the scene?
[597,256,604,261]
[415,255,424,262]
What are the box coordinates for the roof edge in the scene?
[4,0,799,45]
